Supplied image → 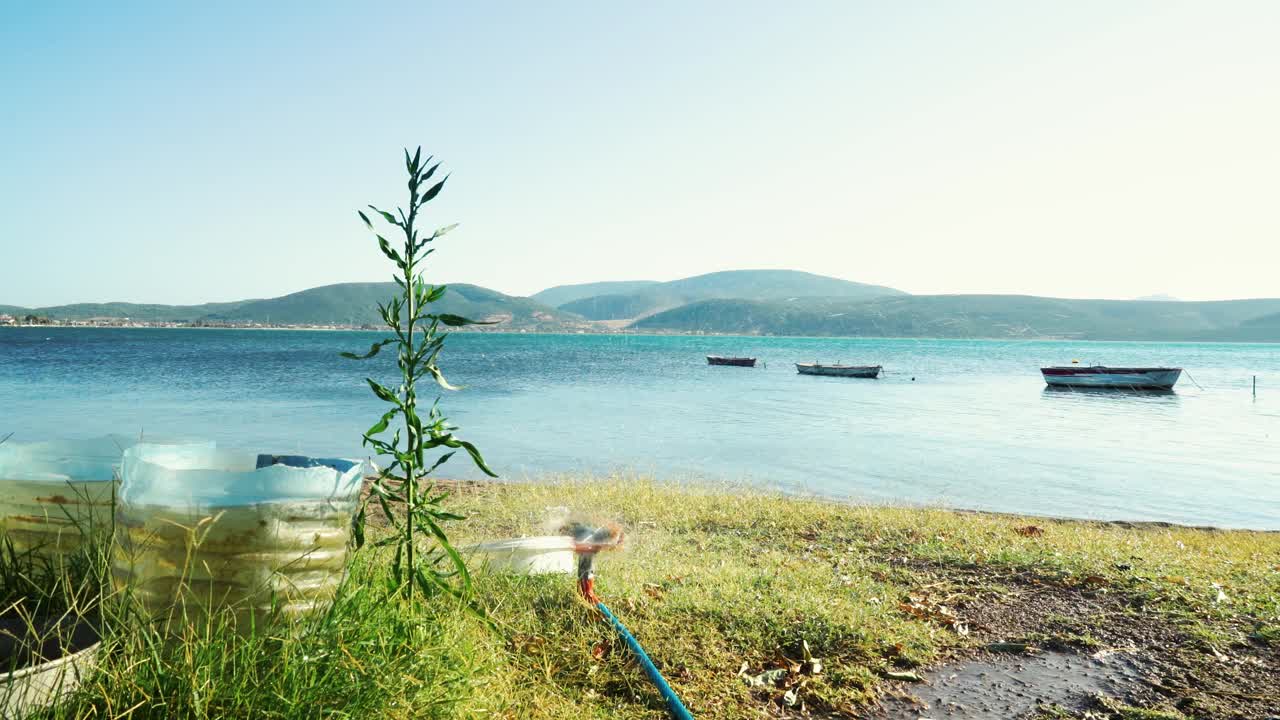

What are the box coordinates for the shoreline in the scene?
[4,323,1279,345]
[406,477,1280,534]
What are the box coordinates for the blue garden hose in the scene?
[597,601,695,720]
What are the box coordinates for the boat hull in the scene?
[796,364,882,378]
[707,356,756,367]
[1040,367,1181,390]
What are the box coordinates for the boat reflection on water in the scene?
[1041,384,1180,402]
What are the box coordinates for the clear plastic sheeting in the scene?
[118,445,363,508]
[113,445,368,631]
[0,437,135,559]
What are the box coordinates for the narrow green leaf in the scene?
[434,223,459,239]
[423,451,455,476]
[341,338,395,361]
[365,378,401,405]
[457,439,499,477]
[365,407,398,437]
[376,491,401,532]
[377,235,404,266]
[428,365,460,391]
[367,205,399,226]
[351,503,367,549]
[425,284,448,303]
[362,436,398,454]
[420,512,471,587]
[357,210,374,230]
[431,313,486,327]
[420,175,448,204]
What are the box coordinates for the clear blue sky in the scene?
[3,1,1278,306]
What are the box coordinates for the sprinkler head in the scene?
[560,521,623,603]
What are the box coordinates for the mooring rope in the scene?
[1183,369,1204,390]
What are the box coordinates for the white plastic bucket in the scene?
[464,536,575,575]
[0,642,100,719]
[0,614,100,719]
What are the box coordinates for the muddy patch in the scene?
[868,563,1280,719]
[878,648,1149,718]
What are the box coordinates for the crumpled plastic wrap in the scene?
[0,437,195,559]
[113,444,367,631]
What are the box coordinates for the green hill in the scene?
[1207,311,1280,342]
[3,283,583,330]
[530,280,660,307]
[0,300,250,322]
[201,282,582,329]
[630,295,1280,341]
[561,269,906,320]
[11,280,1280,341]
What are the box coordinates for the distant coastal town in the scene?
[0,312,630,334]
[0,313,381,331]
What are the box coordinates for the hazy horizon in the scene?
[5,2,1279,306]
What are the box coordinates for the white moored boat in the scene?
[1040,366,1181,390]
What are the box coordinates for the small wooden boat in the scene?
[796,363,882,378]
[1040,366,1181,390]
[707,356,756,367]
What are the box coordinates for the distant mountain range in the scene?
[552,269,905,321]
[530,280,662,308]
[4,269,1279,341]
[630,294,1280,341]
[1,283,581,331]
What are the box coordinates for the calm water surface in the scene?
[1,328,1276,528]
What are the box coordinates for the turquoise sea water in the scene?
[1,328,1276,528]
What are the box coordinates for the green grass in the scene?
[443,480,1280,718]
[12,545,483,720]
[6,479,1278,718]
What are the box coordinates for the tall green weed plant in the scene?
[345,148,497,602]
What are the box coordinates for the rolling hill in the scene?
[530,280,660,308]
[0,300,251,322]
[4,283,584,330]
[202,283,582,329]
[8,275,1280,341]
[629,295,1280,341]
[556,269,907,321]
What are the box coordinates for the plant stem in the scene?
[404,179,418,601]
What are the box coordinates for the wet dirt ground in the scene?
[878,648,1149,718]
[872,566,1279,719]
